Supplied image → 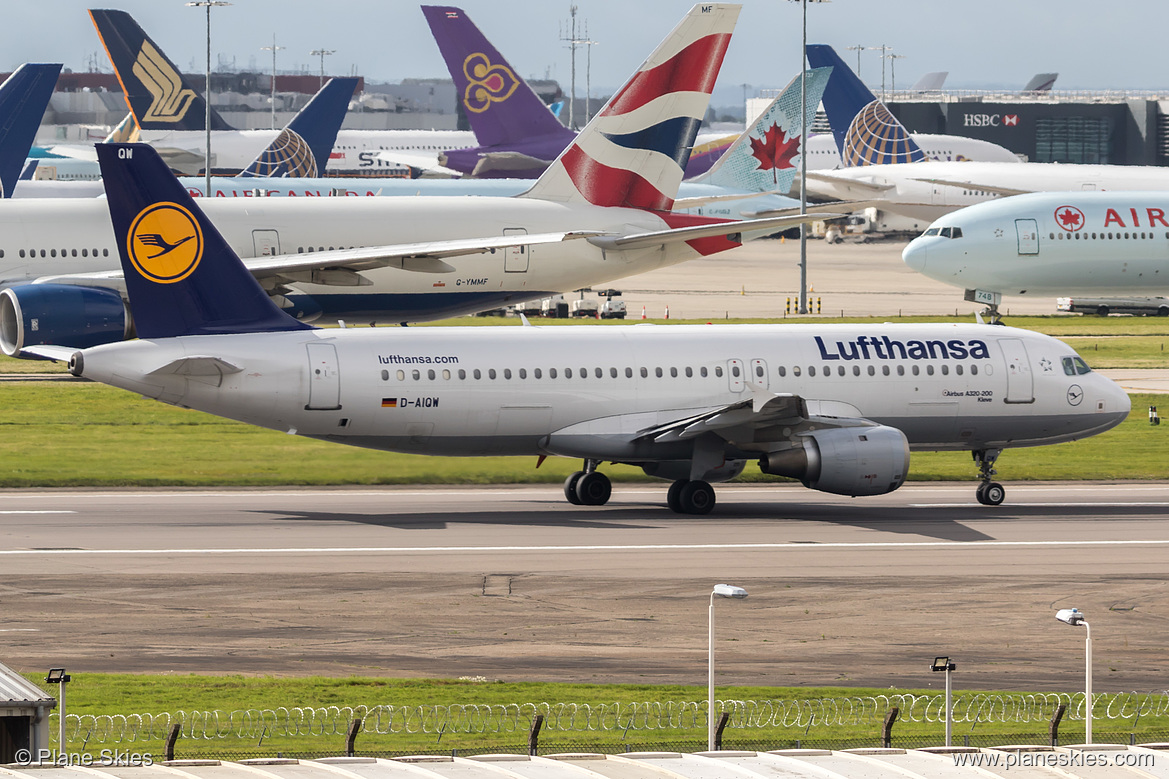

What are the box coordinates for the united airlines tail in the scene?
[805,43,925,166]
[421,6,573,148]
[90,9,234,132]
[95,143,311,338]
[0,63,63,197]
[704,68,830,192]
[240,77,359,178]
[522,3,739,211]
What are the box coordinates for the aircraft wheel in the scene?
[679,480,716,515]
[667,480,688,513]
[982,482,1005,506]
[575,471,612,506]
[564,471,585,505]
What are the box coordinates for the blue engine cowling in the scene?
[0,285,133,357]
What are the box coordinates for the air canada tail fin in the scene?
[805,43,925,166]
[521,3,739,212]
[240,77,359,178]
[95,143,312,339]
[421,6,572,147]
[90,9,233,132]
[0,63,63,198]
[703,68,829,192]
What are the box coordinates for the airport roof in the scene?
[0,661,55,707]
[4,750,1169,779]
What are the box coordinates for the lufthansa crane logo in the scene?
[462,52,519,113]
[127,202,203,284]
[131,41,197,123]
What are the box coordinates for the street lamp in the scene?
[1056,608,1092,744]
[844,44,865,77]
[886,53,905,95]
[867,44,891,101]
[929,656,956,746]
[310,49,336,91]
[45,668,71,754]
[260,35,285,130]
[708,583,747,751]
[186,0,231,199]
[789,0,829,315]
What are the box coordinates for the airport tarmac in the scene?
[607,238,1054,320]
[2,483,1167,691]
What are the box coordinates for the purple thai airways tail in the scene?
[421,6,573,149]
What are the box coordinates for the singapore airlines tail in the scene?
[421,5,573,148]
[95,143,312,338]
[522,3,739,211]
[90,9,233,132]
[0,64,63,198]
[805,43,926,167]
[239,77,360,178]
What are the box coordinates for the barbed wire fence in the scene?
[56,691,1169,746]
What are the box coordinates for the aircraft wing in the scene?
[671,190,785,210]
[471,151,552,178]
[592,212,843,251]
[909,177,1032,197]
[740,200,883,219]
[800,171,897,197]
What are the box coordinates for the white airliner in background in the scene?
[903,191,1169,317]
[801,132,1019,172]
[30,143,1132,513]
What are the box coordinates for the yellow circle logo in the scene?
[126,202,203,284]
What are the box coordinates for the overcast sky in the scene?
[3,0,1165,97]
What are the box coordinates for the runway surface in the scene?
[2,483,1167,690]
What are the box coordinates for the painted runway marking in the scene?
[2,539,1169,556]
[0,510,75,514]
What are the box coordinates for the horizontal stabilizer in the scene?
[672,190,784,210]
[471,151,553,177]
[741,199,882,219]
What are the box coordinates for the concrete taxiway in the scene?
[2,483,1167,690]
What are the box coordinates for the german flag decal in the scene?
[381,398,398,408]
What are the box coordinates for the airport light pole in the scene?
[45,668,70,755]
[929,657,956,747]
[310,49,336,90]
[886,53,905,95]
[708,584,747,751]
[845,44,865,78]
[187,0,231,199]
[261,35,284,130]
[1056,608,1092,744]
[868,44,891,101]
[789,0,829,315]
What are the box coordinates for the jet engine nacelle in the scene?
[760,425,909,496]
[642,459,747,483]
[0,285,133,357]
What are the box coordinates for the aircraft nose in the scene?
[1091,375,1131,434]
[902,239,928,272]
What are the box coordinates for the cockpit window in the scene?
[1063,356,1092,375]
[937,226,963,239]
[923,227,940,236]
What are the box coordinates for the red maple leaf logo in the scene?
[1056,206,1084,231]
[748,123,800,184]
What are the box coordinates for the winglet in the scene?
[805,43,925,166]
[240,77,359,178]
[96,143,312,338]
[0,64,63,198]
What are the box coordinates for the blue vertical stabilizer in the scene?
[0,64,63,197]
[240,77,359,178]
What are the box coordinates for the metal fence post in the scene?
[528,714,544,756]
[1050,703,1067,747]
[882,707,900,748]
[345,717,362,757]
[165,723,181,761]
[713,712,731,751]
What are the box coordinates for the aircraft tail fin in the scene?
[422,6,573,147]
[95,143,312,339]
[703,68,829,192]
[805,43,925,166]
[0,63,63,198]
[89,9,234,132]
[240,77,359,178]
[104,112,140,143]
[522,3,739,211]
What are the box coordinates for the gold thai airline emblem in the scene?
[127,202,203,284]
[462,52,519,113]
[131,41,197,123]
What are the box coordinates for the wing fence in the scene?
[59,691,1169,744]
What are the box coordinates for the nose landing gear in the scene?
[973,448,1005,505]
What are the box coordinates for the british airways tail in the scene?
[805,43,925,166]
[523,3,739,211]
[240,77,359,178]
[0,64,63,198]
[703,67,830,192]
[90,9,233,132]
[95,143,311,338]
[422,6,572,148]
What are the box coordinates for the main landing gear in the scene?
[564,460,611,506]
[973,448,1005,506]
[666,479,715,515]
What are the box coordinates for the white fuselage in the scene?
[0,197,708,321]
[803,133,1021,171]
[903,191,1169,297]
[73,323,1129,462]
[808,161,1169,221]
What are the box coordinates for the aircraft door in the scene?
[999,338,1034,404]
[1015,219,1039,255]
[305,342,342,410]
[503,227,529,272]
[727,359,744,392]
[748,359,769,390]
[253,229,281,257]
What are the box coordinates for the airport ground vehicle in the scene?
[1057,297,1169,316]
